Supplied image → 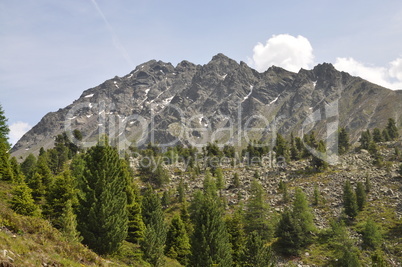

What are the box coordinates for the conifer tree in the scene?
[355,182,366,211]
[10,156,24,183]
[177,178,185,203]
[20,153,37,179]
[127,198,145,244]
[385,118,399,140]
[343,180,358,220]
[382,128,391,142]
[274,133,289,161]
[276,188,315,256]
[338,127,350,155]
[311,140,328,171]
[242,231,273,267]
[141,186,167,266]
[0,105,12,180]
[44,168,77,228]
[190,190,232,267]
[28,172,45,202]
[0,104,10,148]
[362,219,382,249]
[245,179,273,241]
[233,172,240,188]
[180,200,193,235]
[371,250,389,267]
[359,130,372,150]
[373,128,383,143]
[59,199,82,242]
[0,141,13,181]
[165,215,191,266]
[226,207,246,266]
[215,167,225,193]
[77,140,128,255]
[10,182,41,216]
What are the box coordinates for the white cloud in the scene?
[249,34,314,72]
[9,121,31,146]
[334,57,402,90]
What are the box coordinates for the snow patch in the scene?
[312,81,317,88]
[269,95,280,105]
[86,114,93,118]
[242,85,254,102]
[68,116,76,120]
[162,96,174,105]
[145,88,150,95]
[84,94,94,98]
[88,103,93,108]
[127,74,133,79]
[114,81,119,88]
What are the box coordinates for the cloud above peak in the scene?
[249,34,402,90]
[334,57,402,90]
[249,34,314,73]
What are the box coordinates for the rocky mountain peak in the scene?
[11,54,402,159]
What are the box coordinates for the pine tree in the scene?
[242,231,273,267]
[245,179,273,241]
[44,168,77,228]
[10,182,41,216]
[343,180,359,220]
[177,178,185,203]
[77,140,128,255]
[190,190,232,267]
[338,127,350,155]
[127,198,145,244]
[141,186,167,266]
[165,215,191,266]
[355,182,366,211]
[385,118,399,140]
[27,172,45,202]
[371,250,389,267]
[313,184,320,206]
[362,219,382,249]
[180,200,193,235]
[59,199,82,242]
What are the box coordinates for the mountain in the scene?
[11,53,402,158]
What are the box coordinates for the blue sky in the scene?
[1,0,402,145]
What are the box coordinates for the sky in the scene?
[1,0,402,146]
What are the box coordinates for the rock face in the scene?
[11,53,402,158]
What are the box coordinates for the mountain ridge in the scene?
[11,54,402,159]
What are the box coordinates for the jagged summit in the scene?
[11,54,402,158]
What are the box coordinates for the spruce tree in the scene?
[190,190,232,267]
[77,140,128,255]
[355,182,366,211]
[343,180,359,220]
[165,215,191,266]
[10,182,41,216]
[245,179,273,241]
[10,156,24,183]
